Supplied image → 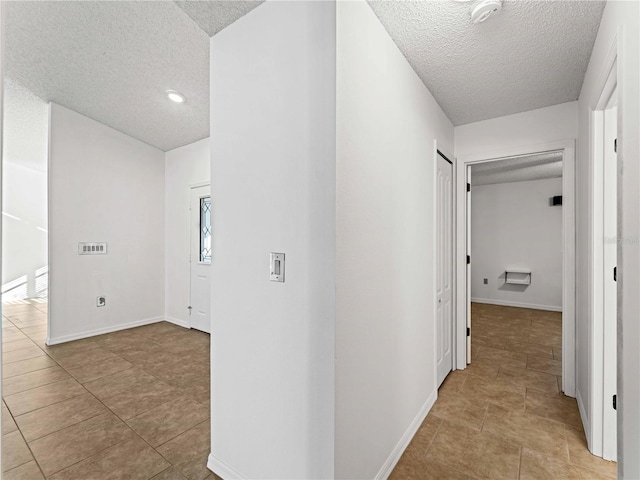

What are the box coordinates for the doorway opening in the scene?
[456,141,576,397]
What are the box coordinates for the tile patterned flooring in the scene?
[391,303,618,480]
[1,300,216,480]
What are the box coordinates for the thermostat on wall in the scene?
[78,242,108,255]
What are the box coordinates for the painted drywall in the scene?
[455,101,578,158]
[164,138,210,328]
[470,178,562,311]
[208,2,336,478]
[48,103,165,343]
[2,80,49,301]
[576,1,640,477]
[336,1,454,478]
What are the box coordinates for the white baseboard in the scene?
[46,316,165,345]
[471,297,562,312]
[207,453,247,480]
[165,316,190,329]
[374,389,438,480]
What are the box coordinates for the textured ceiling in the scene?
[471,151,563,186]
[174,1,264,37]
[5,1,213,152]
[367,0,606,125]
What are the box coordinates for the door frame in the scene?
[434,144,455,386]
[455,139,576,397]
[433,141,458,385]
[589,32,618,459]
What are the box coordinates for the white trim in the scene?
[374,390,438,480]
[456,139,577,398]
[577,388,592,451]
[165,315,190,329]
[45,316,165,345]
[588,30,619,460]
[189,181,210,190]
[471,298,562,312]
[207,453,248,480]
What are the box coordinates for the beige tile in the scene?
[54,347,118,368]
[564,425,617,479]
[20,325,47,336]
[83,367,158,400]
[152,467,189,480]
[394,415,443,463]
[29,412,131,476]
[458,374,526,411]
[157,421,211,480]
[15,393,108,441]
[431,392,488,431]
[64,356,134,383]
[424,420,520,479]
[1,431,33,472]
[2,402,18,435]
[553,346,563,360]
[504,341,553,358]
[527,355,562,376]
[498,365,559,394]
[483,404,569,461]
[2,366,71,396]
[45,340,101,360]
[2,355,56,379]
[464,357,501,379]
[101,379,182,420]
[391,456,471,480]
[2,346,46,365]
[2,332,29,343]
[1,460,45,480]
[525,389,582,428]
[474,346,527,369]
[126,396,209,447]
[520,448,615,480]
[49,434,169,480]
[4,378,85,416]
[2,339,37,352]
[438,370,468,394]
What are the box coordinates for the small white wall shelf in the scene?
[505,269,531,285]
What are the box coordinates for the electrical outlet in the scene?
[97,296,106,307]
[483,278,488,285]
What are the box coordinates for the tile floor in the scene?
[1,300,216,480]
[391,303,618,480]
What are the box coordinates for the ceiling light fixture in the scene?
[469,0,502,23]
[166,90,186,103]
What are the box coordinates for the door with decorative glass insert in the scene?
[190,185,211,333]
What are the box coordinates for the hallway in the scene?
[391,304,616,479]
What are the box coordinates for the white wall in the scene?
[455,101,578,158]
[576,1,639,477]
[336,2,454,478]
[48,103,165,344]
[164,138,210,327]
[2,79,49,300]
[470,178,563,311]
[208,2,336,478]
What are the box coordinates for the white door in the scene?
[466,166,472,363]
[436,152,454,387]
[190,185,212,333]
[602,95,617,460]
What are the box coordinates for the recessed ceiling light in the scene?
[166,90,186,104]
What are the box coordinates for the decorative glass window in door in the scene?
[200,196,212,263]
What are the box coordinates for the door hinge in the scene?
[188,306,192,314]
[467,183,471,192]
[613,394,617,410]
[614,266,617,282]
[614,139,617,153]
[467,255,471,265]
[467,327,470,337]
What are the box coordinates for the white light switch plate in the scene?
[270,253,285,282]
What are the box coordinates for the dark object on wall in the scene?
[551,195,563,206]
